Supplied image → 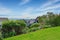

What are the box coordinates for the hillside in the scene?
[4,26,60,40]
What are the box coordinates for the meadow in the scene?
[4,26,60,40]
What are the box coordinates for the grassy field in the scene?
[4,26,60,40]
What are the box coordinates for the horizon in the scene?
[0,0,60,19]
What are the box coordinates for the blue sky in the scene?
[0,0,60,19]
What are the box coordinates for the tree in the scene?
[2,20,26,38]
[0,37,2,40]
[46,12,56,25]
[30,23,40,28]
[36,12,57,28]
[29,23,40,32]
[2,20,16,38]
[15,20,26,35]
[52,15,60,26]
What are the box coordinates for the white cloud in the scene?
[8,7,34,19]
[28,0,60,19]
[0,5,12,15]
[19,7,33,19]
[39,4,60,11]
[16,0,60,19]
[8,7,40,19]
[19,7,48,19]
[0,7,12,14]
[8,0,60,19]
[0,0,60,19]
[20,0,30,5]
[36,0,60,12]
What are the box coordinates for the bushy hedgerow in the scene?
[2,20,26,38]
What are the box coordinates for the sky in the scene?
[0,0,60,19]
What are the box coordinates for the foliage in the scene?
[2,20,15,38]
[14,20,26,35]
[30,23,40,28]
[22,27,29,33]
[37,12,60,27]
[0,37,2,40]
[2,20,26,38]
[29,27,40,32]
[1,12,60,38]
[52,15,60,26]
[43,25,52,28]
[29,23,40,32]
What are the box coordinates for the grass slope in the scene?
[4,27,60,40]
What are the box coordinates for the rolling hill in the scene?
[4,26,60,40]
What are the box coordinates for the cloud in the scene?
[0,4,12,15]
[8,0,60,19]
[36,0,60,12]
[19,7,48,19]
[0,7,12,14]
[0,3,13,18]
[39,4,60,12]
[0,0,60,19]
[14,0,60,19]
[20,0,30,5]
[18,7,34,19]
[8,7,40,19]
[8,7,34,19]
[28,0,60,19]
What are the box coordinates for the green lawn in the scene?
[4,26,60,40]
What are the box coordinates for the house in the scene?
[24,19,38,26]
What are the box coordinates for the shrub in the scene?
[0,37,2,40]
[30,23,40,28]
[43,25,52,28]
[22,27,29,34]
[29,27,40,32]
[2,20,26,38]
[29,23,40,32]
